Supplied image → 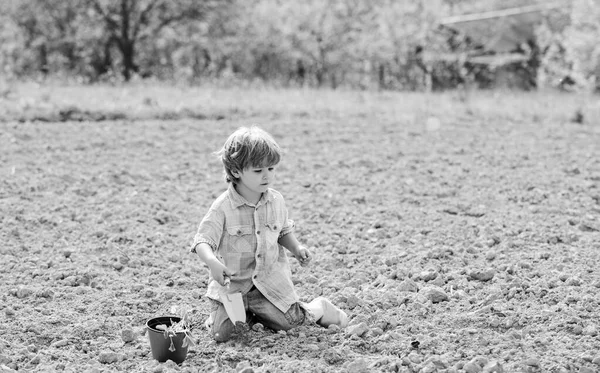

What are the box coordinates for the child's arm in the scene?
[194,242,232,286]
[278,232,311,267]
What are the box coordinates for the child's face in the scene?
[234,164,277,202]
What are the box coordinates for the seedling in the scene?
[155,306,195,352]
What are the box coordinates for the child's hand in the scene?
[209,260,233,287]
[295,247,312,267]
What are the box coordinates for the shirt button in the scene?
[253,275,257,279]
[256,230,260,235]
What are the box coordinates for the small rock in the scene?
[305,275,318,283]
[485,252,496,261]
[326,324,341,333]
[482,360,504,373]
[347,295,360,309]
[571,325,583,335]
[121,329,136,343]
[4,307,15,317]
[16,287,34,299]
[469,269,495,282]
[371,327,384,336]
[592,356,600,365]
[347,322,369,337]
[420,362,437,373]
[51,340,69,348]
[579,367,595,373]
[345,358,369,373]
[523,357,540,367]
[98,351,119,364]
[583,325,598,336]
[420,286,449,303]
[419,269,437,282]
[323,348,345,365]
[463,361,482,373]
[235,360,253,373]
[408,352,422,364]
[251,323,264,332]
[398,279,419,292]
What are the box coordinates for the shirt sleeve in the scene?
[190,206,225,253]
[278,197,295,239]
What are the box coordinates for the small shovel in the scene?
[221,277,245,324]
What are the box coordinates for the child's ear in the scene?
[231,170,240,178]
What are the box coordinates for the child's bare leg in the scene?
[305,297,348,328]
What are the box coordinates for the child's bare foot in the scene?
[204,312,215,329]
[308,297,348,328]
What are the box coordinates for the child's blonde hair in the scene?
[216,126,281,184]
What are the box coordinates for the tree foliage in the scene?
[1,0,595,91]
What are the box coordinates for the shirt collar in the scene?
[227,183,275,208]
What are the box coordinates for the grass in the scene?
[0,80,598,124]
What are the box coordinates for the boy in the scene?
[191,126,348,342]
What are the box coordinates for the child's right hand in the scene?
[209,260,233,287]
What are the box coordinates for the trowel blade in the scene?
[221,292,245,324]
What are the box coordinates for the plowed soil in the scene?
[1,86,600,373]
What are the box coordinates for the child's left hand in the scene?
[295,247,312,267]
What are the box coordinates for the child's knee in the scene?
[212,321,234,342]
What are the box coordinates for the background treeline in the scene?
[1,0,599,91]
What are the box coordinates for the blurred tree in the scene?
[84,0,230,81]
[564,0,600,90]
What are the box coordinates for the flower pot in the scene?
[146,316,189,364]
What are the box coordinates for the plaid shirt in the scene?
[191,184,298,313]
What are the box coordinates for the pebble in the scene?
[469,269,495,282]
[419,269,438,282]
[347,322,369,337]
[98,351,119,364]
[346,295,360,309]
[398,279,419,292]
[235,361,253,373]
[4,307,15,317]
[371,327,384,336]
[16,287,34,298]
[482,360,504,373]
[463,361,482,373]
[326,324,341,334]
[51,340,69,348]
[485,252,496,261]
[419,286,449,303]
[344,358,369,373]
[408,352,422,364]
[579,367,595,373]
[252,323,264,332]
[523,358,540,367]
[583,325,598,336]
[121,328,137,343]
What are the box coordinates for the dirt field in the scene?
[1,85,600,372]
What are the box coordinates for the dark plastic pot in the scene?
[146,316,189,364]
